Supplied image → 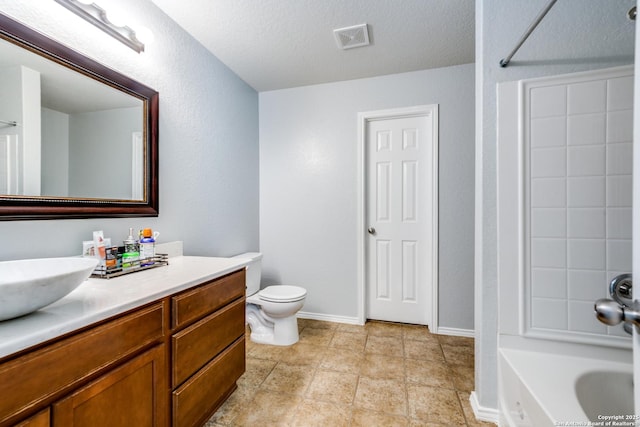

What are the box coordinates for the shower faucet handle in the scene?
[594,298,640,332]
[610,273,632,307]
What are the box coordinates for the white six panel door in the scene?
[366,113,435,325]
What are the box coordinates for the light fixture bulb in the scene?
[104,9,127,27]
[134,26,154,45]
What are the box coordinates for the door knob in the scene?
[367,227,376,235]
[594,298,640,333]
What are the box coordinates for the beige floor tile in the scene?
[354,377,407,416]
[298,327,335,346]
[306,369,358,405]
[291,399,351,427]
[450,364,475,391]
[442,343,475,367]
[247,343,286,361]
[457,391,497,426]
[360,353,405,380]
[237,358,277,388]
[405,358,454,389]
[320,347,365,375]
[365,335,404,357]
[279,343,327,366]
[408,420,452,427]
[261,362,316,396]
[215,320,479,426]
[336,323,367,334]
[330,331,367,351]
[298,318,338,330]
[407,384,466,425]
[437,334,474,347]
[231,389,303,426]
[403,339,445,362]
[402,324,439,342]
[351,408,409,426]
[205,384,256,425]
[366,320,405,337]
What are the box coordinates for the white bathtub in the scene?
[499,348,634,426]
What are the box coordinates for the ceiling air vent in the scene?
[333,23,370,50]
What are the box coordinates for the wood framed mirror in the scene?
[0,12,158,220]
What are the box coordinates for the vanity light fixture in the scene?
[54,0,145,53]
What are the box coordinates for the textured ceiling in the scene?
[150,0,475,92]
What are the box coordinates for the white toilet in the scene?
[234,252,307,346]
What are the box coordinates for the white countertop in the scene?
[0,256,249,359]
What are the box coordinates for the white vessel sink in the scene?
[576,370,634,421]
[0,257,98,321]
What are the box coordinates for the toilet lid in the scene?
[259,285,307,303]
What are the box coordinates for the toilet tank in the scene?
[232,252,262,296]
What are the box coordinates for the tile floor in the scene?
[206,319,494,426]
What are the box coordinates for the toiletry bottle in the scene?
[123,228,139,269]
[139,228,156,266]
[105,247,117,270]
[93,230,106,268]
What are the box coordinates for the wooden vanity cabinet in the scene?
[13,410,49,427]
[0,268,246,427]
[170,270,246,427]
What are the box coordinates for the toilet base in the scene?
[246,303,300,346]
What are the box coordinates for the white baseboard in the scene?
[469,391,499,425]
[436,326,475,338]
[296,311,363,325]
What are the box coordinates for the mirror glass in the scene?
[0,38,144,200]
[0,12,158,219]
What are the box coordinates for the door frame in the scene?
[356,104,439,330]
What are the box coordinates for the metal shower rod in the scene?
[499,0,558,68]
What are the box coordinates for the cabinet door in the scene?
[14,408,50,427]
[52,345,167,427]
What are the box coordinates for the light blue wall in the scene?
[476,0,635,411]
[0,0,259,259]
[260,64,475,328]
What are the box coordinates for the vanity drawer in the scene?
[172,297,245,387]
[172,336,245,427]
[171,269,245,329]
[0,302,165,425]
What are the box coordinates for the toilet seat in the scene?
[258,285,307,303]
